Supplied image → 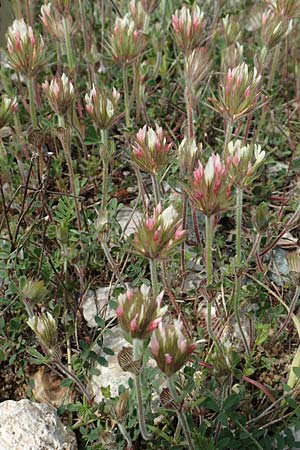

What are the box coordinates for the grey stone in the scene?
[0,399,77,450]
[269,248,290,286]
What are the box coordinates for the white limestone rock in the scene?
[91,328,130,402]
[82,287,115,328]
[0,399,77,450]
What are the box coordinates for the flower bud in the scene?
[287,252,300,285]
[52,0,72,15]
[141,0,159,14]
[42,73,75,116]
[27,312,58,354]
[178,137,201,175]
[85,84,120,130]
[265,0,300,19]
[221,42,244,72]
[21,279,48,303]
[130,0,146,29]
[186,153,231,217]
[226,140,265,188]
[117,346,142,374]
[6,18,47,78]
[150,318,196,376]
[117,284,167,340]
[0,94,18,129]
[184,46,211,88]
[172,5,205,55]
[209,62,262,121]
[222,14,242,47]
[40,2,74,42]
[133,204,186,260]
[131,124,172,174]
[110,14,147,65]
[115,390,130,421]
[261,8,293,49]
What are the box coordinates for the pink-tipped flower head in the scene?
[133,204,186,260]
[150,318,196,376]
[42,73,74,116]
[131,124,173,174]
[6,18,47,78]
[40,3,75,42]
[27,312,58,355]
[185,153,232,217]
[184,46,211,89]
[265,0,300,19]
[260,7,293,49]
[0,94,18,129]
[116,284,167,340]
[226,140,266,188]
[172,5,205,54]
[209,62,262,122]
[221,14,242,47]
[110,14,147,65]
[130,0,147,29]
[85,84,120,130]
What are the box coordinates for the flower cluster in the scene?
[133,204,186,260]
[110,14,147,65]
[52,0,72,15]
[172,5,205,54]
[178,137,201,175]
[130,0,146,29]
[150,318,196,376]
[0,94,18,129]
[186,153,231,217]
[260,8,293,49]
[116,284,167,340]
[140,0,160,14]
[226,140,266,188]
[210,62,262,121]
[27,312,58,354]
[40,3,74,42]
[221,42,244,72]
[42,73,75,116]
[184,46,211,89]
[6,18,47,78]
[85,84,120,130]
[131,124,172,174]
[265,0,300,19]
[221,14,242,47]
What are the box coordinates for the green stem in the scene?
[100,129,109,212]
[134,373,152,440]
[167,376,195,450]
[268,44,281,91]
[123,65,131,127]
[150,258,159,298]
[205,215,222,352]
[78,0,89,55]
[28,77,37,128]
[184,64,194,140]
[58,122,82,230]
[144,14,150,34]
[117,423,133,448]
[63,15,75,71]
[223,117,233,158]
[101,242,126,288]
[151,173,160,205]
[234,188,250,355]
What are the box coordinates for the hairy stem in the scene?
[123,65,131,127]
[63,15,75,71]
[205,215,221,352]
[150,258,159,298]
[167,376,195,450]
[234,188,250,355]
[151,173,160,205]
[100,129,109,212]
[28,77,37,128]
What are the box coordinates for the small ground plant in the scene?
[1,0,300,449]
